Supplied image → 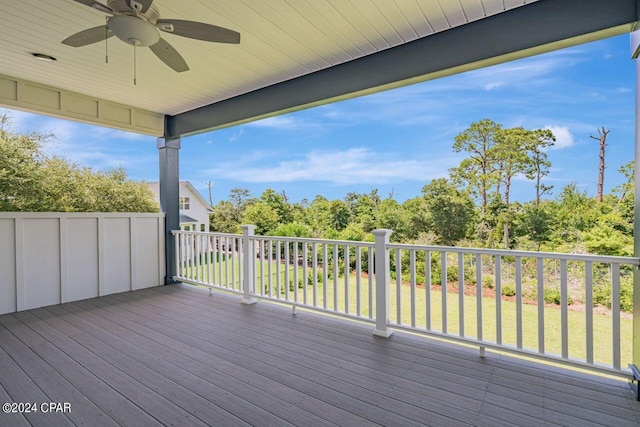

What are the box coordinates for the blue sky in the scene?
[2,33,635,206]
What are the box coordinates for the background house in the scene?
[147,181,211,231]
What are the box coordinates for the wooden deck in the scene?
[0,284,638,427]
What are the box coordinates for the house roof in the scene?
[179,214,199,224]
[0,0,637,138]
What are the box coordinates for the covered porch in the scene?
[2,284,639,426]
[2,1,640,424]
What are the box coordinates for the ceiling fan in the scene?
[62,0,240,73]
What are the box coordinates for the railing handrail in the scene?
[172,229,639,264]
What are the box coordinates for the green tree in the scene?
[242,201,279,235]
[495,127,530,205]
[421,179,475,245]
[402,197,430,240]
[525,129,555,206]
[450,119,502,215]
[374,198,409,242]
[229,187,252,221]
[210,200,240,233]
[328,200,351,232]
[0,116,157,212]
[345,190,379,232]
[261,188,293,224]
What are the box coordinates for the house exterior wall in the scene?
[147,182,210,231]
[179,186,210,230]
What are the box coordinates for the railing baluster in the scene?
[612,263,621,370]
[303,242,308,305]
[476,253,483,355]
[368,249,373,320]
[213,236,219,286]
[410,250,416,328]
[284,241,290,301]
[458,252,464,337]
[537,258,544,354]
[293,242,299,304]
[321,243,326,309]
[216,236,223,286]
[585,261,593,364]
[333,244,339,311]
[561,259,568,359]
[516,256,522,349]
[267,240,272,298]
[396,248,402,325]
[276,241,281,298]
[225,236,230,287]
[174,232,180,280]
[187,234,193,281]
[203,235,209,285]
[425,250,431,331]
[345,244,350,314]
[442,251,447,334]
[495,255,502,345]
[356,246,362,317]
[231,237,236,290]
[313,243,319,307]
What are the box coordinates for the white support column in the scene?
[372,229,393,338]
[241,225,257,305]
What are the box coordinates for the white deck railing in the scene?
[172,227,639,377]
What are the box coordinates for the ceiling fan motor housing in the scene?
[108,15,160,46]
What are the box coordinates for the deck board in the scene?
[0,283,638,427]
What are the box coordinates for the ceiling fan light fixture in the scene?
[108,15,159,46]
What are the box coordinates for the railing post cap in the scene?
[372,229,393,236]
[241,224,257,232]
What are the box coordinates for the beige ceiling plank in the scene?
[461,0,488,22]
[283,0,361,60]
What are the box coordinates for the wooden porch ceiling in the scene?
[0,284,638,426]
[0,1,637,137]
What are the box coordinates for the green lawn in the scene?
[181,259,632,368]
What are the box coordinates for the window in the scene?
[179,197,190,210]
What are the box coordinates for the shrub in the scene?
[543,288,561,305]
[593,278,633,312]
[501,284,516,297]
[482,275,494,289]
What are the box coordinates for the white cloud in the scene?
[247,116,301,129]
[545,125,575,149]
[205,147,451,185]
[484,82,503,91]
[229,128,244,142]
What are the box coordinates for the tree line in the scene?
[211,119,633,257]
[0,115,158,212]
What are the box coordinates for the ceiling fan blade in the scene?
[62,26,113,47]
[71,0,113,14]
[149,38,189,72]
[156,19,240,44]
[129,0,153,14]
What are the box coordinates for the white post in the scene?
[372,229,393,337]
[241,225,257,305]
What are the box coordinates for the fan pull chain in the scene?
[105,17,109,63]
[133,44,137,86]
